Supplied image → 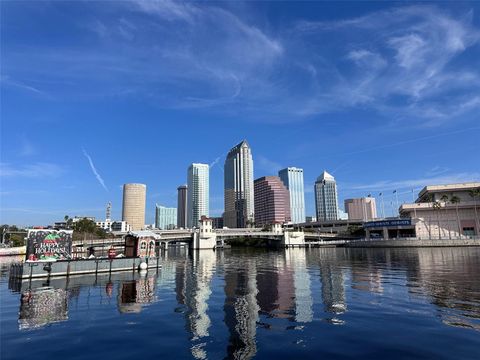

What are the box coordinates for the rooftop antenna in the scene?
[106,202,112,222]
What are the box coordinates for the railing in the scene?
[348,236,480,243]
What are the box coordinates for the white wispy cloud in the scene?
[0,162,64,177]
[292,5,480,122]
[345,172,480,192]
[82,148,108,192]
[209,156,222,169]
[256,155,283,175]
[3,3,479,125]
[0,75,48,96]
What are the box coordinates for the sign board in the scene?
[26,229,73,260]
[364,219,412,228]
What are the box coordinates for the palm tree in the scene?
[440,195,451,239]
[432,200,442,239]
[468,188,480,236]
[450,195,461,238]
[422,193,435,239]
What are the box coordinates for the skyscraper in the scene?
[122,183,146,231]
[278,167,306,224]
[254,176,291,226]
[344,197,377,221]
[224,140,254,228]
[187,163,209,228]
[155,204,177,230]
[177,185,188,228]
[314,171,338,221]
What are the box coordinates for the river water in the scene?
[1,247,479,359]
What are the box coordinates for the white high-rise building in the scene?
[224,140,254,228]
[279,167,306,224]
[314,171,339,221]
[187,163,209,228]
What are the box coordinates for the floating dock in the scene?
[9,257,160,279]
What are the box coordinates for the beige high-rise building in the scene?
[122,183,146,231]
[345,197,377,221]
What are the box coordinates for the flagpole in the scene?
[394,190,399,216]
[380,192,385,219]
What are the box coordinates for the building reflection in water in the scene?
[117,272,157,314]
[408,247,480,331]
[224,256,259,360]
[316,249,347,320]
[15,271,159,329]
[11,245,480,351]
[286,249,313,323]
[172,249,216,359]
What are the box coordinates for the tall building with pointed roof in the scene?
[224,140,254,228]
[314,171,339,221]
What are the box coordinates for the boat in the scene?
[9,230,161,280]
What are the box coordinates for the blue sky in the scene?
[1,1,480,226]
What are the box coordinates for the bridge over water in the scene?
[105,220,350,250]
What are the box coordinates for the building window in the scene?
[463,227,476,236]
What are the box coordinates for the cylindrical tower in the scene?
[122,183,146,231]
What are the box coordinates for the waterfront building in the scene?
[72,216,96,223]
[314,171,339,221]
[254,176,291,226]
[399,182,480,238]
[155,204,177,230]
[278,167,306,224]
[187,163,209,228]
[211,216,224,229]
[224,140,254,228]
[177,185,188,228]
[111,221,131,232]
[345,197,377,221]
[122,183,146,231]
[96,220,113,231]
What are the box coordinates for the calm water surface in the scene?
[1,247,479,359]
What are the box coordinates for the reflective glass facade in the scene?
[314,171,339,221]
[279,167,306,224]
[155,205,177,230]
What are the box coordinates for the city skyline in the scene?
[2,1,480,226]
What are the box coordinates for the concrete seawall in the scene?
[346,238,480,248]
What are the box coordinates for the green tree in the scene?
[450,195,461,237]
[73,218,98,241]
[64,215,73,229]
